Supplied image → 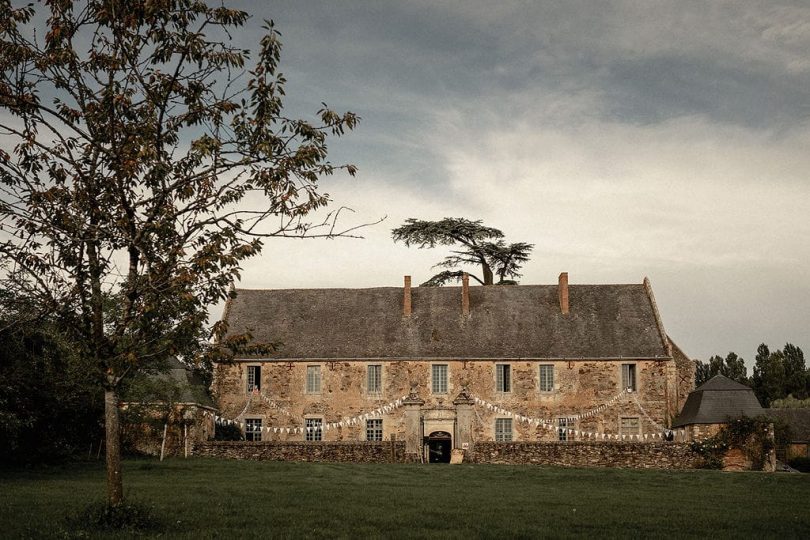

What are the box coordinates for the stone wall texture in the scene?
[194,440,408,463]
[466,441,704,469]
[193,440,706,469]
[213,358,687,443]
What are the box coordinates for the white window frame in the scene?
[306,365,322,394]
[495,418,513,442]
[244,418,262,442]
[367,364,382,394]
[539,364,554,392]
[366,418,383,442]
[246,364,261,393]
[621,363,637,392]
[496,364,511,393]
[558,417,575,442]
[305,417,323,441]
[431,364,448,394]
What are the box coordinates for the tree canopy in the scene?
[695,343,808,407]
[695,352,748,387]
[391,217,533,286]
[0,0,362,505]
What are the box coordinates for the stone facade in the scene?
[195,440,407,463]
[213,357,692,454]
[213,276,695,461]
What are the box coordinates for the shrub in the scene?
[690,439,728,469]
[788,456,810,473]
[66,500,164,534]
[691,416,776,470]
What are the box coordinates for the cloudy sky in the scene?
[222,1,810,365]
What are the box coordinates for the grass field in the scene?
[1,459,809,538]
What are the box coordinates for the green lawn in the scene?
[1,459,809,538]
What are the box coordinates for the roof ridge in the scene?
[232,283,645,292]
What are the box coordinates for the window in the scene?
[539,364,554,392]
[495,418,513,442]
[305,418,322,441]
[620,417,641,437]
[245,418,262,441]
[366,419,383,442]
[621,363,637,391]
[247,365,261,393]
[306,365,321,394]
[558,417,574,442]
[367,364,382,394]
[496,364,511,393]
[432,364,448,394]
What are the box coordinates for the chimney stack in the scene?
[558,272,569,315]
[403,275,412,317]
[461,273,470,316]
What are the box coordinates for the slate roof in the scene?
[765,409,810,443]
[130,358,215,408]
[222,280,672,360]
[672,375,764,427]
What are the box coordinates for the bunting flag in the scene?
[214,394,411,436]
[468,388,687,443]
[628,392,669,434]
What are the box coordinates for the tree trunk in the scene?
[482,263,494,285]
[104,387,124,506]
[160,423,168,462]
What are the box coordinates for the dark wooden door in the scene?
[427,431,452,463]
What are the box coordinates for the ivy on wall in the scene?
[690,416,791,470]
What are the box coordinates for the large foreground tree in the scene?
[391,217,533,286]
[0,0,364,505]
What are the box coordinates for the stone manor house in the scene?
[213,273,695,462]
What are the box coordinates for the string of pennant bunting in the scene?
[629,392,670,434]
[203,387,687,442]
[258,392,294,418]
[471,390,686,442]
[471,388,628,424]
[206,394,410,435]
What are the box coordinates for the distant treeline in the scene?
[695,343,808,407]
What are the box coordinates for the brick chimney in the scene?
[558,272,569,315]
[461,273,470,316]
[403,275,412,317]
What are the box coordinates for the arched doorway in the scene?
[427,431,452,463]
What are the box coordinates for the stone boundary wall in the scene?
[467,441,703,469]
[194,440,407,463]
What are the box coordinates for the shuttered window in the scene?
[539,364,554,392]
[432,364,448,394]
[306,365,321,394]
[496,364,511,392]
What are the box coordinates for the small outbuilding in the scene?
[121,358,217,458]
[766,408,810,461]
[672,374,764,439]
